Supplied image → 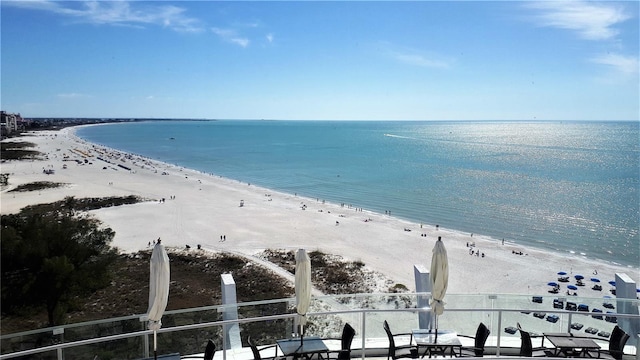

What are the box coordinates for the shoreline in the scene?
[1,128,638,298]
[73,121,639,270]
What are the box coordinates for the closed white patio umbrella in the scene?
[430,236,448,343]
[147,242,170,360]
[295,249,311,345]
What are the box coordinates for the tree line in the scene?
[0,196,139,326]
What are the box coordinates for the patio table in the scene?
[412,329,462,358]
[543,333,600,358]
[277,336,329,360]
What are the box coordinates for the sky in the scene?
[1,1,638,121]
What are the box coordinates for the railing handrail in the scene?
[4,291,636,340]
[1,293,638,359]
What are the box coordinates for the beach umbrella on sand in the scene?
[568,285,578,290]
[609,281,616,286]
[295,249,311,345]
[430,236,449,343]
[591,278,601,283]
[558,271,567,275]
[575,275,584,280]
[547,282,558,287]
[147,242,170,360]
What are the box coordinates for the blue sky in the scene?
[1,1,638,120]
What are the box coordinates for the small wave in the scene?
[384,133,414,140]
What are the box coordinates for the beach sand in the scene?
[2,128,638,299]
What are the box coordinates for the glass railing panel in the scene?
[0,293,637,359]
[0,332,60,359]
[0,332,56,356]
[153,325,224,359]
[238,316,294,346]
[433,295,497,342]
[164,307,222,328]
[62,336,145,360]
[1,349,58,360]
[312,293,420,340]
[62,317,145,344]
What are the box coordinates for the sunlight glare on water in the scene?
[77,120,639,267]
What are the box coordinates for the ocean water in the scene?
[76,120,639,268]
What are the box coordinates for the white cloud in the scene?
[4,1,203,33]
[380,42,452,69]
[526,1,631,41]
[376,41,452,69]
[212,27,250,48]
[266,33,274,43]
[57,93,91,99]
[393,53,451,69]
[591,53,639,74]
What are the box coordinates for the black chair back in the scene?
[609,326,630,360]
[204,339,216,360]
[383,320,397,359]
[340,323,356,358]
[474,323,490,356]
[519,329,533,357]
[248,336,262,360]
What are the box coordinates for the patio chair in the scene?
[519,329,551,357]
[383,320,418,360]
[588,325,629,360]
[326,323,356,360]
[459,322,490,357]
[248,336,280,360]
[182,339,216,360]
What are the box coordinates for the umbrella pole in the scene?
[154,330,158,360]
[434,315,438,344]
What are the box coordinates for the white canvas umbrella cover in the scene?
[430,236,449,340]
[295,249,312,330]
[147,243,170,359]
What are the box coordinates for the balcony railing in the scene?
[1,293,638,359]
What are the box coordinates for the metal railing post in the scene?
[141,316,150,358]
[495,309,502,357]
[53,327,64,360]
[361,311,366,360]
[222,320,227,360]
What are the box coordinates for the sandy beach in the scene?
[2,128,638,298]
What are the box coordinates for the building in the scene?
[0,111,23,136]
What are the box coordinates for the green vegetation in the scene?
[0,195,142,326]
[0,141,42,160]
[20,195,143,215]
[8,181,67,192]
[261,249,373,295]
[389,283,409,292]
[1,211,118,326]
